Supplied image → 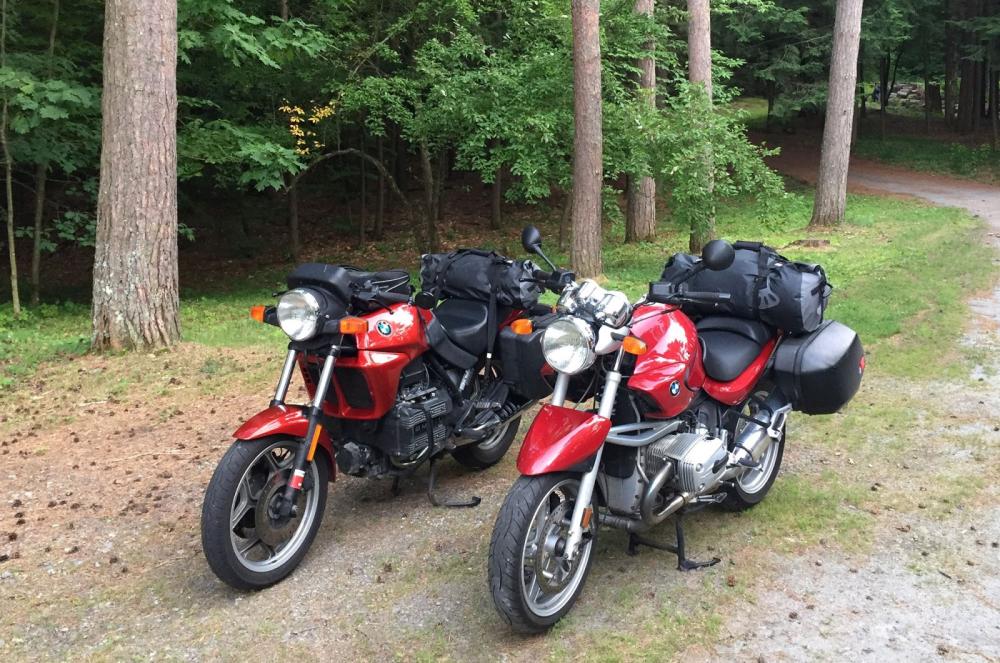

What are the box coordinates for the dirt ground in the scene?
[3,156,1000,661]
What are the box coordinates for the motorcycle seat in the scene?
[432,298,492,356]
[696,316,774,382]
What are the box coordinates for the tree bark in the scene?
[625,0,656,243]
[31,0,59,307]
[31,164,46,306]
[375,134,385,238]
[570,0,603,278]
[359,134,368,244]
[687,0,714,253]
[491,167,502,229]
[92,0,179,350]
[419,143,439,252]
[288,181,300,261]
[1,0,19,317]
[944,0,959,126]
[809,0,863,229]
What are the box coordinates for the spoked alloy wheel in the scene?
[201,437,329,589]
[451,416,521,470]
[489,473,597,633]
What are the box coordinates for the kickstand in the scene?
[390,476,402,497]
[626,511,721,571]
[426,457,481,508]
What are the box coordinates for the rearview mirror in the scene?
[521,225,542,255]
[701,239,735,271]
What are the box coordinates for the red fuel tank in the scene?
[626,303,704,418]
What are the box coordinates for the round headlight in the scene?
[542,317,596,375]
[276,288,322,340]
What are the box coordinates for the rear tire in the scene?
[488,473,597,633]
[721,389,786,511]
[451,416,521,470]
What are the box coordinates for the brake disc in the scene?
[255,470,306,548]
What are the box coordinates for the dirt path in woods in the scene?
[1,147,999,661]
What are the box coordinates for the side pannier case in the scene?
[773,321,865,415]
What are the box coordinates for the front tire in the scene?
[201,436,329,590]
[488,473,597,633]
[451,416,521,470]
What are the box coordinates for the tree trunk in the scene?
[288,182,300,261]
[879,53,889,140]
[687,0,714,253]
[92,0,179,350]
[31,0,59,307]
[992,69,998,151]
[375,135,385,238]
[809,0,863,229]
[359,134,367,244]
[31,164,46,306]
[625,0,656,243]
[435,150,447,223]
[944,0,958,126]
[570,0,603,278]
[1,0,19,317]
[279,0,288,20]
[419,143,439,252]
[491,167,502,229]
[924,53,931,135]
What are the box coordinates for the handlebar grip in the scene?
[377,291,411,304]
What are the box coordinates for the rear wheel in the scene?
[201,437,329,589]
[488,473,597,633]
[451,416,521,470]
[722,392,785,511]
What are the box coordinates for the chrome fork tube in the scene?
[551,372,570,407]
[566,350,624,560]
[271,348,299,406]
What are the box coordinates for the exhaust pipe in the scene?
[721,391,792,481]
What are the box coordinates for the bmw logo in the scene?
[376,320,392,336]
[669,381,681,396]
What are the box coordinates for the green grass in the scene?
[0,186,991,387]
[854,134,1000,183]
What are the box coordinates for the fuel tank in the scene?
[626,303,704,418]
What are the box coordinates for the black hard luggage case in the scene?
[773,320,864,415]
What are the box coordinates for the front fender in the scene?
[232,405,336,480]
[516,405,611,476]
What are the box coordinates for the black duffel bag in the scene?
[660,241,831,334]
[420,249,541,309]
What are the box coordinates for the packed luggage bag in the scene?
[660,241,832,335]
[420,249,542,309]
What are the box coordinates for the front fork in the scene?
[276,346,338,520]
[562,349,625,561]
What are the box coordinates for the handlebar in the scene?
[532,267,575,294]
[647,281,732,306]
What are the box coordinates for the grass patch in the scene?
[0,186,991,387]
[854,134,1000,183]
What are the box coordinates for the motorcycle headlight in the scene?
[542,317,596,375]
[276,288,322,340]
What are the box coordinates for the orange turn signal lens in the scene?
[511,319,533,335]
[339,317,368,334]
[622,336,647,355]
[250,305,266,323]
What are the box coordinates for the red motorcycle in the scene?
[202,251,559,589]
[488,227,864,632]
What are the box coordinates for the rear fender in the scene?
[516,405,611,476]
[232,405,336,480]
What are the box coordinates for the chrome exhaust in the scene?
[721,392,791,481]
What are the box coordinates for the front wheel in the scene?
[201,436,329,590]
[488,473,597,633]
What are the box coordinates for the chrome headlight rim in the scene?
[276,287,323,341]
[542,316,597,375]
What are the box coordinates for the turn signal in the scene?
[622,336,647,355]
[511,319,533,335]
[249,305,266,323]
[339,317,368,334]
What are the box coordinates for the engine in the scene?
[644,430,728,496]
[336,360,453,478]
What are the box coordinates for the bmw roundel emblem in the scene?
[376,320,392,336]
[669,381,681,396]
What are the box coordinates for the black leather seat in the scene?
[696,316,774,382]
[432,299,491,356]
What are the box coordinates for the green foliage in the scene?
[854,135,1000,182]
